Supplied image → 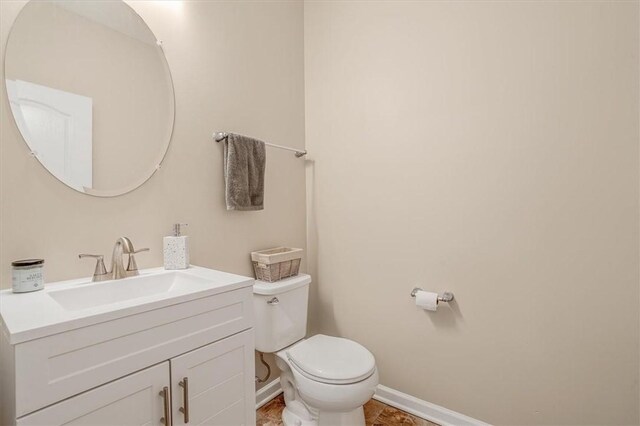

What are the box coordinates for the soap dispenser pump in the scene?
[163,223,189,270]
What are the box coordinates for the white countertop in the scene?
[0,266,254,344]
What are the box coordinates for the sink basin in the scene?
[48,271,212,311]
[0,266,254,344]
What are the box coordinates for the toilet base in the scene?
[278,362,369,426]
[280,369,318,426]
[282,406,316,426]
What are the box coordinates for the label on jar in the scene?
[12,267,44,293]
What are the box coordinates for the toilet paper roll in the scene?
[415,290,439,311]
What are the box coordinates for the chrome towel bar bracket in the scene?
[213,131,307,158]
[410,287,454,303]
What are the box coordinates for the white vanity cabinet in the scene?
[16,330,255,426]
[0,267,256,426]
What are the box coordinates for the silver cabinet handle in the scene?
[267,297,279,305]
[159,386,171,425]
[179,377,190,423]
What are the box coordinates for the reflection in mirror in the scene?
[4,0,174,196]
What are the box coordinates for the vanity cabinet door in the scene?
[17,362,171,426]
[170,329,256,425]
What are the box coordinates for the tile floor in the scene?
[256,394,439,426]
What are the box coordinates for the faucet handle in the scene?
[126,248,150,276]
[79,254,109,282]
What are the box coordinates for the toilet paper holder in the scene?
[410,287,454,303]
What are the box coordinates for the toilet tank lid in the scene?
[253,274,311,295]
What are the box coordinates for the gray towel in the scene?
[223,133,266,211]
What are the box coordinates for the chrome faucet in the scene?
[80,237,149,282]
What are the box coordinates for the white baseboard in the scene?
[373,385,489,426]
[255,381,487,426]
[255,378,283,409]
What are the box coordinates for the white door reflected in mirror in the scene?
[7,79,93,192]
[4,0,174,197]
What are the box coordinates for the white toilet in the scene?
[253,274,379,426]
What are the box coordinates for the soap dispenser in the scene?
[164,223,189,270]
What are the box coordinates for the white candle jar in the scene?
[11,259,44,293]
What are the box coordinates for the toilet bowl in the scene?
[253,275,379,426]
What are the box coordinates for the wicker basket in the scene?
[251,247,303,282]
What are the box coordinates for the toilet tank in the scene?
[253,274,311,353]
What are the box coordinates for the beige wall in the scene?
[1,1,305,299]
[305,1,639,425]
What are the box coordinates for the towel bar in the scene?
[213,132,307,158]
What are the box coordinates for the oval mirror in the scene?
[4,0,174,197]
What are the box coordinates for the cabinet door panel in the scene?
[17,362,170,426]
[189,374,244,424]
[171,330,255,426]
[201,400,245,426]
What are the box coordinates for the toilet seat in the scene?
[286,334,376,385]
